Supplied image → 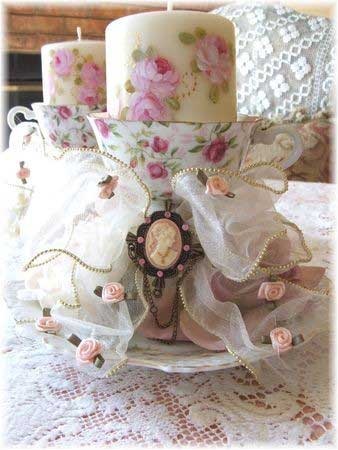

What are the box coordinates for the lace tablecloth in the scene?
[1,181,335,446]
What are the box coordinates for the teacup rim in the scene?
[87,112,262,126]
[31,102,107,111]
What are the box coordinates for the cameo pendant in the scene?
[127,209,198,296]
[126,205,204,343]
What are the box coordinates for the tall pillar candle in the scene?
[105,11,236,122]
[41,28,106,107]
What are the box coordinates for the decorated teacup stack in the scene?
[88,11,302,202]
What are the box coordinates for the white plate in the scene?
[126,334,242,373]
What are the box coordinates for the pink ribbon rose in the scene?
[270,327,293,353]
[258,281,286,301]
[99,175,118,199]
[127,91,168,121]
[35,317,61,333]
[102,282,125,303]
[16,167,30,180]
[76,338,102,364]
[131,56,180,98]
[205,175,230,196]
[53,49,75,77]
[195,35,231,85]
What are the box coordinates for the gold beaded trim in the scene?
[23,248,112,274]
[177,282,259,381]
[277,277,330,296]
[4,182,34,193]
[255,219,312,277]
[57,262,81,309]
[42,144,152,217]
[171,161,288,195]
[106,358,128,377]
[14,318,36,325]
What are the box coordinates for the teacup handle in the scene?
[7,105,37,130]
[249,123,303,169]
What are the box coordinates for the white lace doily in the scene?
[213,2,334,117]
[1,180,334,445]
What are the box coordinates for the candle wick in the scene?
[77,26,82,41]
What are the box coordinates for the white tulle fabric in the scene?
[14,148,148,376]
[1,127,331,383]
[174,166,311,281]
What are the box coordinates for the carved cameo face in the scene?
[145,218,182,270]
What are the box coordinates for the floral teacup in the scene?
[7,103,106,149]
[88,113,303,201]
[32,103,106,148]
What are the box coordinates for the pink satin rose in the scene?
[151,136,169,153]
[53,49,74,77]
[270,327,293,353]
[195,35,231,85]
[205,175,230,196]
[78,86,99,107]
[35,317,61,333]
[57,106,72,120]
[127,91,168,121]
[81,62,105,88]
[16,168,30,180]
[147,162,168,180]
[76,338,102,364]
[95,119,109,138]
[131,56,180,97]
[202,136,229,163]
[258,281,286,301]
[102,282,125,303]
[99,175,118,199]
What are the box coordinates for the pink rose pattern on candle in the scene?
[48,48,106,107]
[179,28,233,104]
[124,46,180,120]
[121,30,232,119]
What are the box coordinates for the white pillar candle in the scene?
[105,11,236,122]
[41,28,106,107]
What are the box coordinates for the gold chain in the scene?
[23,248,112,273]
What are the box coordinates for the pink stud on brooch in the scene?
[177,264,184,272]
[164,211,171,218]
[157,270,164,278]
[182,224,189,231]
[145,217,151,224]
[137,236,144,244]
[139,258,146,266]
[183,244,190,252]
